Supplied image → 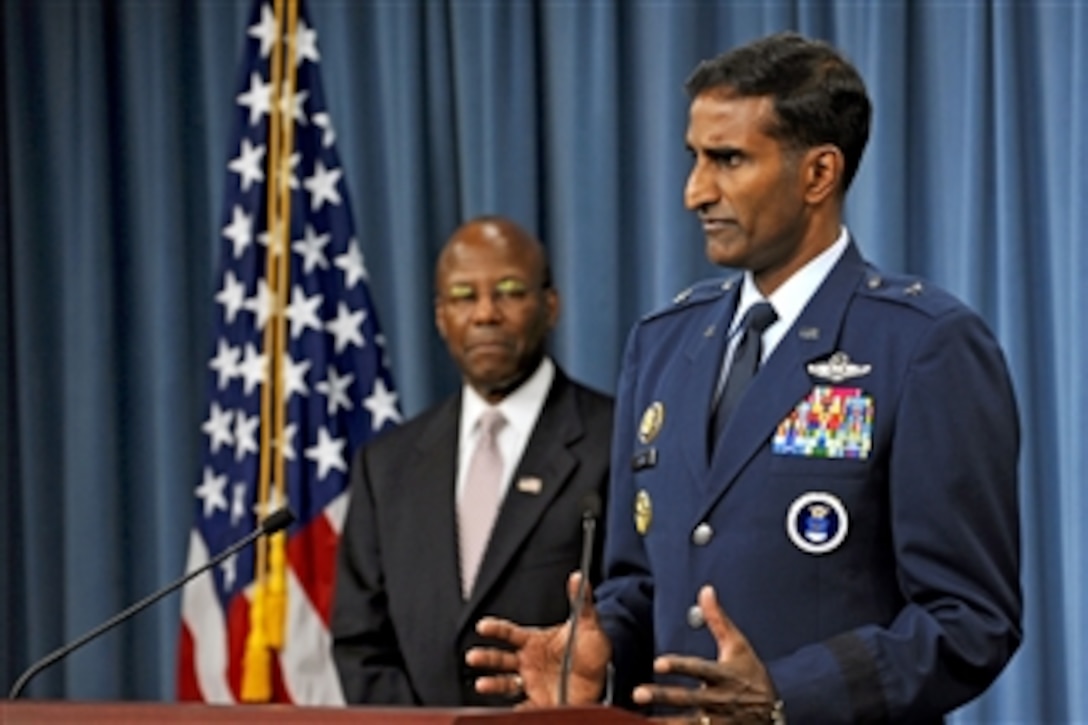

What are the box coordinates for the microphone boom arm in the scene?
[7,508,294,699]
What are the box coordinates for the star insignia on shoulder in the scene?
[673,287,693,304]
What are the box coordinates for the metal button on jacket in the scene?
[687,604,705,629]
[692,522,713,546]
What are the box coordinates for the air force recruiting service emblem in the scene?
[786,491,848,555]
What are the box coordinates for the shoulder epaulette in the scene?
[640,274,739,323]
[857,268,962,318]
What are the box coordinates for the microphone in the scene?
[7,507,295,699]
[558,492,602,706]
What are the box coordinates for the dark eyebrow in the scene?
[705,144,743,157]
[686,143,744,159]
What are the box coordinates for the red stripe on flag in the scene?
[270,647,291,702]
[286,511,341,627]
[225,591,251,701]
[176,623,202,701]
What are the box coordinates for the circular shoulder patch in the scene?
[785,492,848,555]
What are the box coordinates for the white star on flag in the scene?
[228,138,266,192]
[243,278,276,331]
[257,219,290,257]
[315,366,354,415]
[276,422,298,461]
[293,224,331,273]
[222,205,254,259]
[313,112,335,148]
[195,467,229,518]
[294,19,321,65]
[247,4,278,59]
[278,151,301,190]
[236,71,273,126]
[282,353,312,400]
[304,426,347,481]
[202,402,235,454]
[220,553,238,591]
[208,339,241,390]
[326,302,366,353]
[233,410,260,462]
[216,270,248,324]
[237,343,267,395]
[285,285,324,338]
[231,482,248,526]
[334,242,367,289]
[303,160,342,210]
[364,377,402,431]
[278,84,310,126]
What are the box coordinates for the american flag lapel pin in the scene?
[516,476,543,495]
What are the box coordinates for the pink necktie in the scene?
[458,409,507,598]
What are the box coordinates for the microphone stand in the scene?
[558,509,597,706]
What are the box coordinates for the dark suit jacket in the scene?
[596,241,1021,723]
[332,366,614,706]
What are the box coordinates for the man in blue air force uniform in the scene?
[467,32,1021,724]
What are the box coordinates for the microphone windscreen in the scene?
[262,507,296,534]
[580,492,602,520]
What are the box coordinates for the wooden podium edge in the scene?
[0,701,647,723]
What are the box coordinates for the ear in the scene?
[803,145,844,205]
[543,288,560,329]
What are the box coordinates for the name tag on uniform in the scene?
[631,448,658,471]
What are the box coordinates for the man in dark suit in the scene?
[331,216,613,707]
[467,33,1021,723]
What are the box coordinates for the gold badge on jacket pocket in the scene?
[773,385,874,459]
[634,489,652,535]
[638,401,665,444]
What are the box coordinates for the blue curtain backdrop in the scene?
[1,0,1084,721]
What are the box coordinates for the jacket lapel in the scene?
[678,282,741,486]
[457,371,581,629]
[409,395,467,617]
[701,243,869,513]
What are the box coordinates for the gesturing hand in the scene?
[634,585,779,724]
[465,571,612,707]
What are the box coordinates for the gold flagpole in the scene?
[242,0,298,702]
[267,0,300,654]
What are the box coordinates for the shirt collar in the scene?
[460,357,555,439]
[733,226,850,335]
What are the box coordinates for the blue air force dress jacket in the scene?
[595,241,1021,724]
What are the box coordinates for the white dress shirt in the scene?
[456,357,555,501]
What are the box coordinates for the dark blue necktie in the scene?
[709,301,778,454]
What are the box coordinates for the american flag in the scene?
[178,0,400,704]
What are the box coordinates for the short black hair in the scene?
[685,31,872,190]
